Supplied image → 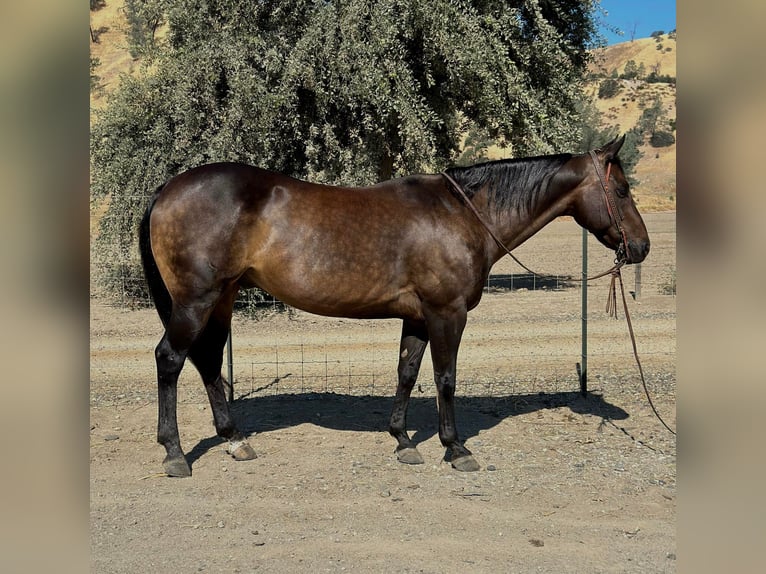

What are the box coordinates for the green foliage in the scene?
[622,59,639,80]
[123,0,166,58]
[455,125,492,166]
[650,130,675,147]
[91,0,603,303]
[571,95,640,186]
[646,72,676,85]
[635,95,674,147]
[90,56,102,95]
[572,96,616,153]
[619,128,643,187]
[598,78,621,99]
[637,97,662,133]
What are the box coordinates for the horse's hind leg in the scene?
[188,286,256,461]
[155,304,213,477]
[389,319,429,465]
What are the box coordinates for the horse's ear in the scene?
[596,134,626,161]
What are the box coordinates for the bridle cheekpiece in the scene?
[588,150,629,264]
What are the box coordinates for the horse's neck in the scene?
[480,187,572,264]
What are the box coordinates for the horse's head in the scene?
[569,135,650,264]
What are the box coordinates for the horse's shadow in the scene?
[185,390,628,467]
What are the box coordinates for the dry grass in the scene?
[90,0,133,113]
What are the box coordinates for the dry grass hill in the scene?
[586,33,677,211]
[90,2,675,211]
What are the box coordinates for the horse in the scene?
[139,135,649,477]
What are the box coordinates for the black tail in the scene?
[139,186,172,326]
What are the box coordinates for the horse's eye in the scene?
[615,185,629,198]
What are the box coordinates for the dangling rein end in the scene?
[606,268,621,318]
[607,265,676,436]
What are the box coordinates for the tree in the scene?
[598,78,621,99]
[622,59,639,80]
[91,0,602,302]
[637,95,666,136]
[572,95,641,186]
[636,96,674,150]
[123,0,166,58]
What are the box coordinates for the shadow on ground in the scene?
[185,390,627,467]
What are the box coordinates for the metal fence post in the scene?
[579,227,588,397]
[226,330,234,403]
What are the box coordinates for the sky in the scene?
[598,1,677,45]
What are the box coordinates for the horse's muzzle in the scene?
[625,238,650,264]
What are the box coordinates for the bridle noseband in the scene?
[588,150,629,264]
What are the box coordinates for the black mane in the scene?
[445,154,573,216]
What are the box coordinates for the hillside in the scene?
[90,4,675,211]
[89,0,133,111]
[585,33,677,211]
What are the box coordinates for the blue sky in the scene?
[598,1,677,45]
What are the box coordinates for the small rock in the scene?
[529,538,544,547]
[217,521,225,528]
[104,434,119,441]
[380,490,391,498]
[486,464,497,471]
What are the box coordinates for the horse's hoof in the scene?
[396,447,425,465]
[163,456,192,477]
[451,454,481,472]
[228,440,257,461]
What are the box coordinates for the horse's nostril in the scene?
[628,240,650,261]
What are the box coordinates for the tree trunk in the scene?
[378,151,394,182]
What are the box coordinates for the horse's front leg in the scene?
[425,304,481,472]
[389,319,429,465]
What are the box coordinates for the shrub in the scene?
[598,78,621,99]
[650,130,675,147]
[659,266,676,295]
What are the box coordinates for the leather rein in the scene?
[441,153,626,282]
[441,152,676,436]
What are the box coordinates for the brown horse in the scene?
[139,135,649,477]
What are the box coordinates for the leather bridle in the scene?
[588,150,629,264]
